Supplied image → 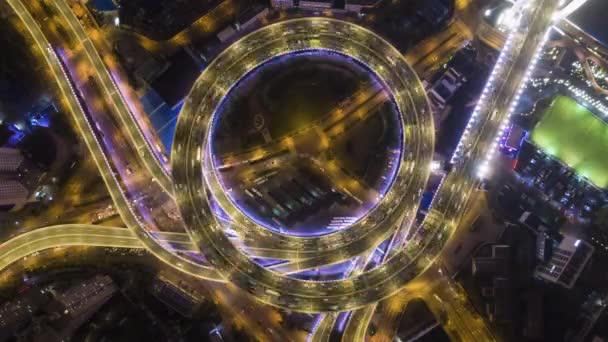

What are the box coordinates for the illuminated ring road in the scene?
[172,18,436,311]
[199,27,433,260]
[5,0,558,311]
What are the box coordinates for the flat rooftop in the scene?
[151,49,201,108]
[568,0,608,48]
[530,95,608,188]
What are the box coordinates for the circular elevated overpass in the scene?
[172,18,435,312]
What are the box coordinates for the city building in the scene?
[298,1,333,11]
[501,124,526,154]
[117,0,226,40]
[535,235,594,289]
[518,211,547,233]
[534,227,553,263]
[3,123,26,147]
[484,277,513,322]
[236,5,269,31]
[415,0,452,26]
[270,0,294,9]
[0,147,23,172]
[270,0,380,14]
[394,298,450,341]
[482,1,514,33]
[2,1,607,340]
[0,147,35,211]
[26,102,57,129]
[215,5,268,44]
[516,140,607,220]
[567,0,608,51]
[53,275,117,336]
[344,1,382,14]
[513,93,608,220]
[54,275,117,314]
[151,47,203,109]
[216,24,238,43]
[150,275,205,318]
[590,206,608,251]
[427,67,467,115]
[471,244,514,323]
[0,181,29,210]
[0,289,48,341]
[477,1,514,49]
[522,290,544,340]
[472,245,510,276]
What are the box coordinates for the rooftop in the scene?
[151,49,202,109]
[568,0,608,48]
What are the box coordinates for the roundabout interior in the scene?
[210,49,403,236]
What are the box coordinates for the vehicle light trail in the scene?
[5,0,560,314]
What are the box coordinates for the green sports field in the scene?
[530,95,608,188]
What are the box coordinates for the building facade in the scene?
[270,0,294,9]
[535,235,594,288]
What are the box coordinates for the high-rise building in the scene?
[535,236,594,289]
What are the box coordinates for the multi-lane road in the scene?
[6,0,225,282]
[172,17,437,311]
[172,0,560,311]
[50,0,174,194]
[0,224,360,277]
[5,0,560,326]
[345,0,559,337]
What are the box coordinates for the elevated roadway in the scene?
[173,0,559,312]
[6,0,223,281]
[17,0,362,275]
[50,0,174,194]
[0,224,353,276]
[6,0,560,314]
[173,18,435,312]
